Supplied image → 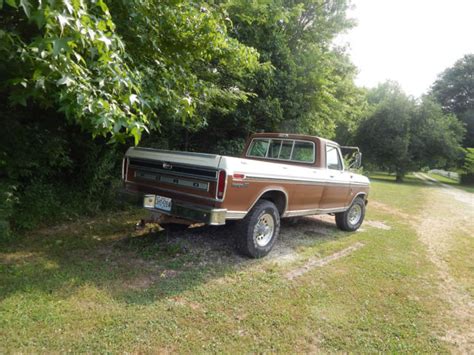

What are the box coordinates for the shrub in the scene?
[460,148,474,185]
[0,108,128,232]
[0,183,16,241]
[13,181,64,230]
[212,139,246,157]
[460,173,474,185]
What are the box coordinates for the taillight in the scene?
[216,170,227,199]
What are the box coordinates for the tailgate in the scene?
[124,147,223,202]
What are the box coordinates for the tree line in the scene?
[0,0,472,238]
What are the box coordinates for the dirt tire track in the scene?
[414,173,474,352]
[285,242,365,280]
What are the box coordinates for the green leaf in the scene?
[30,8,46,28]
[63,0,73,14]
[97,0,109,14]
[52,38,70,55]
[19,0,30,17]
[129,94,138,105]
[130,127,141,146]
[56,13,72,32]
[98,34,112,48]
[5,0,16,8]
[56,76,74,87]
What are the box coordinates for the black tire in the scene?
[235,200,280,258]
[335,197,365,231]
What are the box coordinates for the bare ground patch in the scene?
[364,220,392,230]
[369,200,414,221]
[169,296,202,310]
[0,251,39,265]
[132,214,343,267]
[285,242,365,280]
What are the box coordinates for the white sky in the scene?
[339,0,474,98]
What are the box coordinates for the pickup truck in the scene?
[122,133,370,258]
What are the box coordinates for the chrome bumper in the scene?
[120,190,226,225]
[147,201,226,225]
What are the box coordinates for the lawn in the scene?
[427,172,474,193]
[0,174,463,352]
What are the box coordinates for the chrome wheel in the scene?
[348,204,362,225]
[253,213,275,247]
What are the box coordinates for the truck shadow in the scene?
[0,211,349,306]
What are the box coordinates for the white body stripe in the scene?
[126,148,370,187]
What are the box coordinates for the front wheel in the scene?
[335,197,365,231]
[235,200,280,258]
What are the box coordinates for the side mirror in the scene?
[341,146,362,170]
[348,152,362,169]
[355,152,362,169]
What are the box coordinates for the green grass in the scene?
[367,172,429,212]
[0,174,459,352]
[427,172,474,193]
[427,172,459,183]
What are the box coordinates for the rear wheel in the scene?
[235,200,280,258]
[335,197,365,231]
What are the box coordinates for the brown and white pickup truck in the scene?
[122,133,370,258]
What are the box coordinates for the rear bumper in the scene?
[120,190,227,225]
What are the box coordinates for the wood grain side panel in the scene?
[319,184,351,209]
[220,178,286,212]
[221,177,325,213]
[286,182,324,211]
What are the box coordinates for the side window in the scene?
[326,145,342,170]
[248,139,269,157]
[291,141,314,162]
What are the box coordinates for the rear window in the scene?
[279,140,293,160]
[267,140,282,158]
[248,139,269,157]
[246,138,315,163]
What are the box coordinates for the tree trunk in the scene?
[396,172,404,183]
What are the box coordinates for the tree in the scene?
[461,148,474,184]
[186,0,367,154]
[355,82,414,181]
[0,0,259,143]
[355,82,464,182]
[431,54,474,147]
[0,0,260,232]
[410,97,465,169]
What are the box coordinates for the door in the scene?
[319,144,351,210]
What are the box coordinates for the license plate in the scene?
[154,195,172,212]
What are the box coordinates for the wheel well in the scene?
[353,193,368,205]
[259,190,287,215]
